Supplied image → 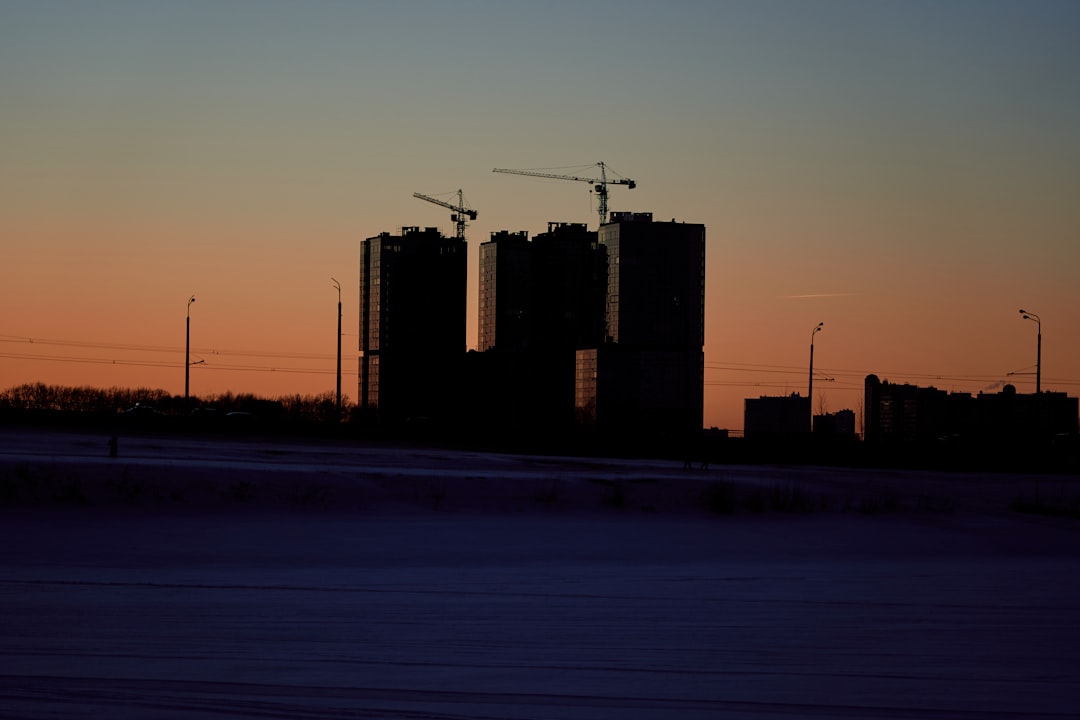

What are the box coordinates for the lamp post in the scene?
[185,295,195,403]
[808,321,823,431]
[1019,309,1041,394]
[332,278,342,418]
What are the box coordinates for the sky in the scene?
[2,0,1079,432]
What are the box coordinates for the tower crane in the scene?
[412,189,477,240]
[492,162,635,226]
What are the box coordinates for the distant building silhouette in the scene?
[814,409,857,436]
[576,212,706,441]
[864,374,1078,443]
[358,226,467,425]
[744,393,810,438]
[475,223,606,434]
[863,375,953,442]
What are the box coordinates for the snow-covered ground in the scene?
[2,428,1078,719]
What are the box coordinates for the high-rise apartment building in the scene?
[475,222,605,434]
[531,223,608,351]
[358,226,466,424]
[478,230,531,353]
[479,223,605,353]
[576,212,706,440]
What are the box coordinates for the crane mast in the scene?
[412,189,477,240]
[492,162,635,227]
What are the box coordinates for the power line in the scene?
[0,352,357,377]
[0,335,178,355]
[706,358,1079,388]
[704,362,1075,390]
[5,336,1077,389]
[0,352,182,370]
[706,379,862,389]
[0,335,335,361]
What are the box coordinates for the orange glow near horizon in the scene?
[4,215,1078,434]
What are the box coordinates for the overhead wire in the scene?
[0,352,357,377]
[4,335,1077,389]
[705,358,1080,390]
[0,334,336,361]
[0,333,353,379]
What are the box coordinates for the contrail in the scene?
[784,293,861,299]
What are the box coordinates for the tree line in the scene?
[0,383,349,426]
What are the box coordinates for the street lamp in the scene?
[1019,309,1041,394]
[332,277,342,418]
[809,322,823,430]
[185,295,196,402]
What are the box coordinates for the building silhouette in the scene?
[814,409,857,436]
[474,223,606,434]
[576,212,706,442]
[358,226,467,426]
[478,230,532,353]
[531,222,608,351]
[358,211,706,446]
[744,393,811,438]
[479,223,606,353]
[864,374,1078,443]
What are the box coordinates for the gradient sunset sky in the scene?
[3,0,1079,432]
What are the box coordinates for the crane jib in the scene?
[492,163,636,227]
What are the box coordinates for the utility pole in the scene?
[185,295,195,403]
[808,322,823,432]
[332,278,342,418]
[1020,309,1042,394]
